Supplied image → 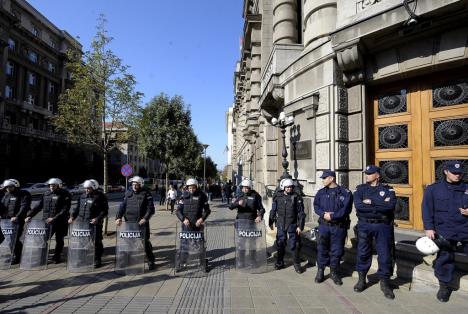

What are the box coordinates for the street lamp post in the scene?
[270,111,294,179]
[202,144,209,192]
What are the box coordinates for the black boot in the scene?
[148,261,155,270]
[94,257,102,268]
[353,272,367,292]
[275,247,285,270]
[380,279,395,299]
[315,268,325,283]
[293,247,303,273]
[436,282,452,302]
[330,268,343,286]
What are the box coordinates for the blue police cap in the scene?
[320,170,336,179]
[364,165,381,174]
[444,160,464,174]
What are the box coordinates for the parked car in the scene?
[68,184,85,197]
[23,183,49,196]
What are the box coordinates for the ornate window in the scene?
[379,160,409,184]
[378,124,408,149]
[434,160,468,183]
[378,89,407,115]
[433,80,468,108]
[395,196,410,221]
[433,118,468,147]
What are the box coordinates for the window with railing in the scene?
[5,61,14,76]
[7,38,15,51]
[26,94,35,105]
[31,24,40,37]
[27,72,37,86]
[48,62,56,73]
[28,50,38,63]
[4,85,14,100]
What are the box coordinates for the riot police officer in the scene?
[0,179,31,264]
[353,165,396,299]
[269,178,306,273]
[175,178,211,269]
[69,179,109,267]
[422,160,468,302]
[116,176,156,270]
[229,179,265,266]
[26,178,71,263]
[313,170,353,285]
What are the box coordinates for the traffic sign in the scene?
[121,164,133,177]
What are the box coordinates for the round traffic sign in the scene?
[121,164,133,177]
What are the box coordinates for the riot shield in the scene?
[20,219,50,270]
[67,219,96,273]
[174,222,207,276]
[234,219,268,273]
[115,222,145,275]
[0,219,18,270]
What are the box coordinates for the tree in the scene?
[138,93,202,188]
[54,15,142,191]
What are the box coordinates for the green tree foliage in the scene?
[138,93,203,181]
[54,15,142,191]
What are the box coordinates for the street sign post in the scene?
[121,164,133,191]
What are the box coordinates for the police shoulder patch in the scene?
[379,191,385,197]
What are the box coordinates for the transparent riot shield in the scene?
[234,219,268,273]
[20,219,50,270]
[0,219,19,270]
[115,222,145,275]
[67,219,96,273]
[174,222,207,276]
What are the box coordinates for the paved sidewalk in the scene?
[0,200,467,313]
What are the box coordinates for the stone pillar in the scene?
[273,0,297,44]
[303,0,337,48]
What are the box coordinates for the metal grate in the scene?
[433,80,468,108]
[378,124,408,149]
[379,160,409,184]
[433,118,468,147]
[395,196,410,221]
[378,89,407,115]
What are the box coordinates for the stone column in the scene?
[303,0,337,48]
[273,0,297,44]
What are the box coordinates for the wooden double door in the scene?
[371,73,468,230]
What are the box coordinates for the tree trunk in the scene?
[165,170,169,211]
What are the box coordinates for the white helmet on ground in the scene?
[416,236,440,255]
[282,178,294,188]
[3,179,20,188]
[83,179,99,190]
[129,176,144,185]
[240,179,252,188]
[185,178,198,186]
[47,178,62,186]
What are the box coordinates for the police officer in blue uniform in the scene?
[229,178,265,267]
[313,170,353,285]
[26,178,71,263]
[422,160,468,302]
[69,179,109,267]
[175,178,211,271]
[116,176,156,270]
[269,178,306,273]
[353,165,397,299]
[0,179,31,264]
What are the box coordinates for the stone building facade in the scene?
[0,0,100,185]
[230,0,468,231]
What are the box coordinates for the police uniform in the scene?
[313,170,353,283]
[422,160,468,301]
[269,187,306,271]
[175,189,211,269]
[27,188,72,262]
[117,188,155,266]
[0,188,31,263]
[71,190,109,265]
[229,189,265,266]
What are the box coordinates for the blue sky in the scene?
[28,0,243,170]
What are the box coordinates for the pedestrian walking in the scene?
[422,160,468,302]
[167,185,177,214]
[159,186,166,205]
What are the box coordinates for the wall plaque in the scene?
[291,140,312,160]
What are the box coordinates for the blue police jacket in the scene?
[314,185,353,221]
[422,180,468,241]
[353,183,396,220]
